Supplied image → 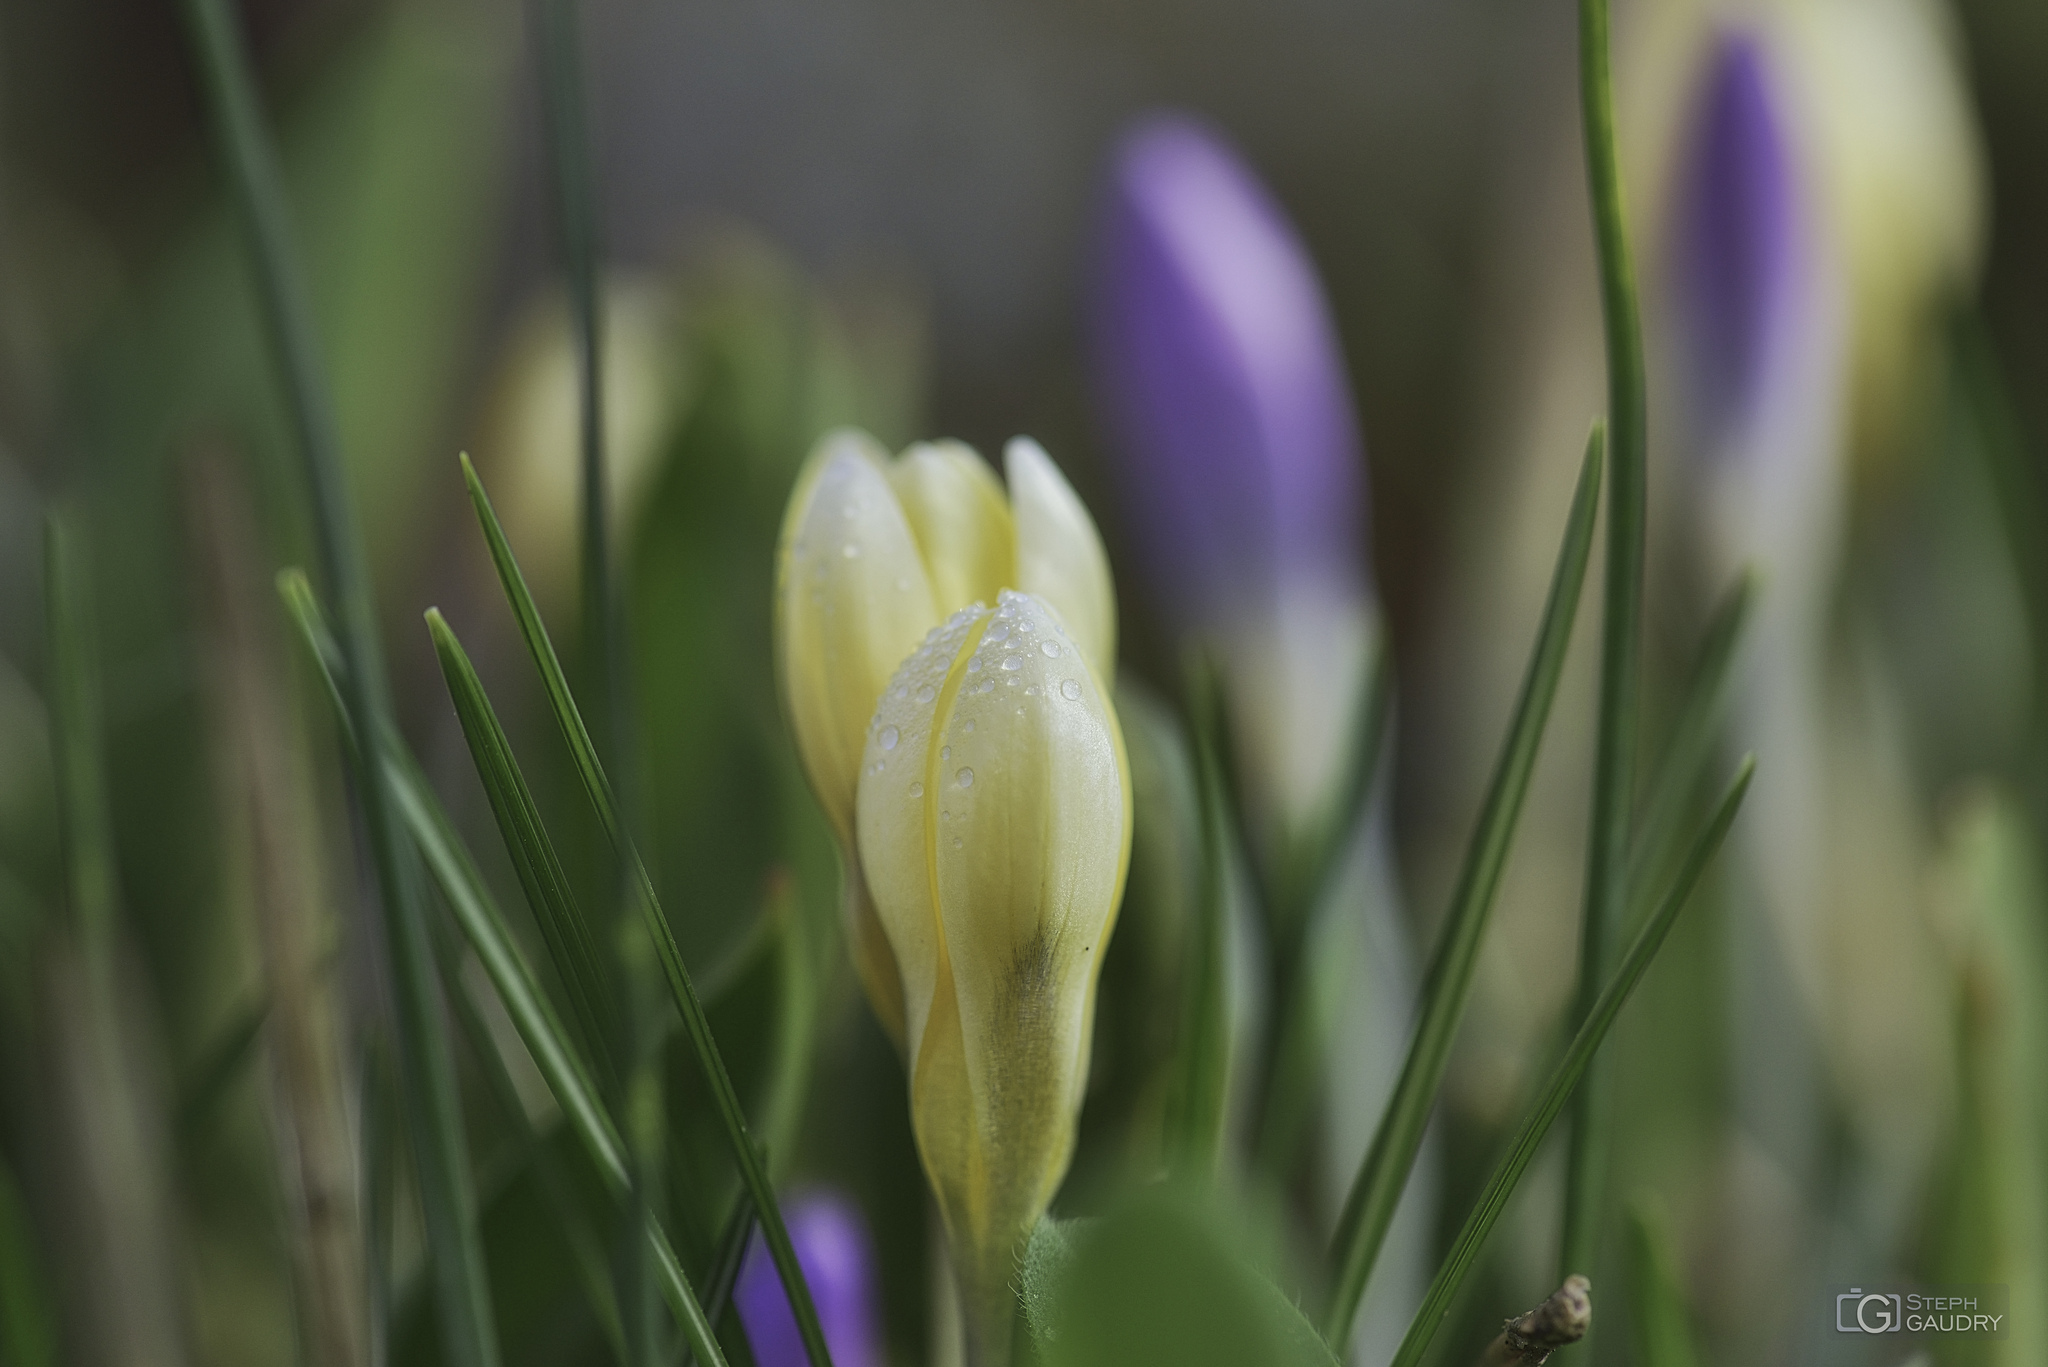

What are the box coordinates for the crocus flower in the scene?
[734,1191,884,1367]
[857,589,1131,1366]
[775,430,1116,1042]
[1091,113,1373,852]
[1666,29,1849,1274]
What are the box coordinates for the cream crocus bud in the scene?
[776,430,940,1039]
[856,590,1131,1366]
[775,429,1118,1047]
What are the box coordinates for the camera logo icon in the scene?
[1837,1289,1903,1333]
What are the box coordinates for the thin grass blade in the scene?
[0,1156,55,1367]
[177,1,499,1356]
[678,1191,758,1367]
[430,913,626,1358]
[1626,571,1754,917]
[1624,1202,1703,1367]
[459,454,834,1367]
[278,577,732,1367]
[1561,0,1652,1289]
[1167,659,1237,1181]
[45,516,117,968]
[1387,758,1753,1367]
[1321,427,1604,1352]
[1253,641,1395,1177]
[426,609,619,1081]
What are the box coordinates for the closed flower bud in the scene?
[1091,112,1373,850]
[856,590,1131,1366]
[775,431,1117,1043]
[735,1190,884,1367]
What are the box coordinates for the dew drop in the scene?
[1040,639,1060,657]
[940,809,951,821]
[956,768,974,788]
[953,836,963,849]
[1060,679,1082,701]
[916,684,936,704]
[962,719,976,733]
[966,657,982,673]
[1002,655,1024,672]
[908,782,924,798]
[1025,685,1040,697]
[940,746,951,761]
[986,623,1010,644]
[878,725,899,751]
[977,679,996,694]
[1016,620,1033,633]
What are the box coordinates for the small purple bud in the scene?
[1670,31,1813,458]
[733,1191,883,1367]
[1091,113,1367,620]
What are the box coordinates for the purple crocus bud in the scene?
[1091,113,1373,844]
[734,1191,883,1367]
[1665,28,1846,1196]
[1092,113,1366,616]
[1669,30,1832,471]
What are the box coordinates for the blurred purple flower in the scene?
[734,1192,882,1367]
[1091,113,1367,619]
[1670,31,1811,458]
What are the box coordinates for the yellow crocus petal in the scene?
[853,604,990,1061]
[856,590,1130,1360]
[888,441,1016,616]
[1005,437,1118,681]
[774,428,939,846]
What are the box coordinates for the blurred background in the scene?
[1,0,2045,1363]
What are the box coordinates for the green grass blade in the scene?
[1561,0,1652,1288]
[1167,660,1237,1181]
[277,578,731,1367]
[1387,759,1752,1367]
[460,454,834,1367]
[1624,1202,1703,1367]
[679,1192,758,1367]
[44,516,118,971]
[1321,428,1604,1351]
[528,0,622,769]
[1253,641,1395,1177]
[426,609,619,1081]
[1626,572,1754,915]
[430,914,625,1359]
[0,1154,57,1367]
[175,996,270,1143]
[177,2,500,1358]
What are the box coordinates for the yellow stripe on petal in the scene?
[889,442,1016,618]
[1006,438,1118,681]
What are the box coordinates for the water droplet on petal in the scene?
[1040,639,1060,657]
[916,684,936,704]
[878,725,899,751]
[908,781,924,798]
[977,679,995,694]
[962,719,976,733]
[940,746,951,761]
[1002,655,1024,672]
[1061,679,1082,701]
[956,768,974,788]
[966,657,982,673]
[953,836,963,849]
[986,623,1010,644]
